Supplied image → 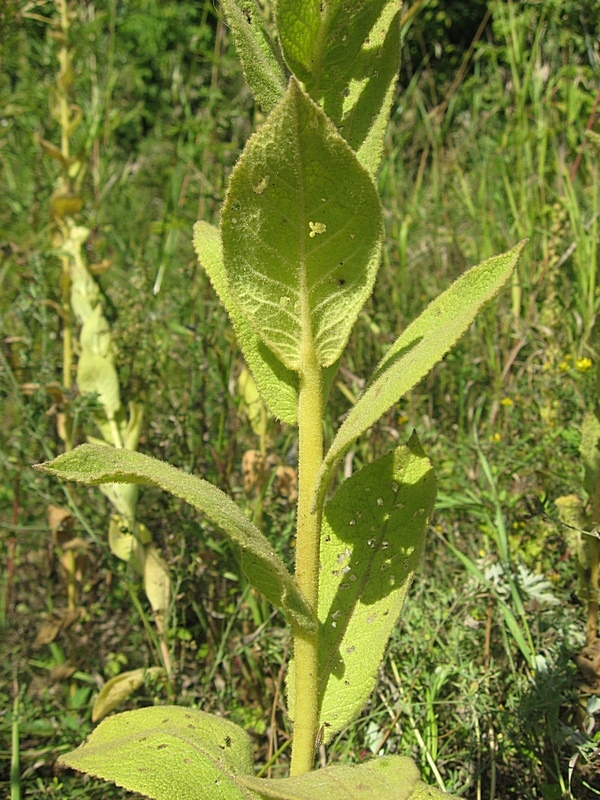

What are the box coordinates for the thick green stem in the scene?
[290,341,323,776]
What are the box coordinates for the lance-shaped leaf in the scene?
[276,0,401,175]
[59,706,257,800]
[35,445,316,633]
[194,221,299,424]
[221,0,287,114]
[314,240,528,510]
[241,754,460,799]
[289,434,435,741]
[221,78,383,372]
[77,303,121,418]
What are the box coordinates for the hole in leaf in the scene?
[253,176,270,194]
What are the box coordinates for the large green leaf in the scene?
[221,0,287,114]
[241,755,459,799]
[276,0,401,175]
[194,222,341,424]
[289,434,435,741]
[221,78,383,372]
[194,221,299,424]
[314,240,528,510]
[59,706,257,800]
[35,445,316,633]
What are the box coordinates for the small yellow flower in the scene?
[576,357,592,372]
[558,360,569,372]
[397,413,409,425]
[490,432,501,443]
[500,397,513,407]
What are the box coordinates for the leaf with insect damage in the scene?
[221,78,383,372]
[35,445,316,634]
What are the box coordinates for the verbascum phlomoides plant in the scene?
[35,1,527,797]
[39,0,171,709]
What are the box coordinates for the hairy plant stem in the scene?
[290,339,323,776]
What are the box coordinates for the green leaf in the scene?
[194,222,340,423]
[88,401,144,453]
[221,0,287,114]
[76,299,122,419]
[221,78,383,372]
[240,754,459,799]
[95,473,139,519]
[59,706,256,800]
[108,513,152,570]
[238,366,270,438]
[79,303,112,356]
[314,240,528,509]
[124,401,145,450]
[77,349,121,418]
[193,221,299,424]
[35,445,316,633]
[276,0,401,175]
[289,434,435,741]
[144,544,171,635]
[91,667,164,723]
[580,410,600,502]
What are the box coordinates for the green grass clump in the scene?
[1,1,599,797]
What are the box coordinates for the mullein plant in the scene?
[40,0,172,711]
[36,1,526,797]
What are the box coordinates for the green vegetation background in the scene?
[1,0,599,797]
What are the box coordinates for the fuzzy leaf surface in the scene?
[221,78,383,371]
[289,434,435,741]
[221,0,287,114]
[194,221,299,424]
[241,754,459,799]
[59,706,256,800]
[276,0,401,175]
[36,445,316,633]
[314,240,528,509]
[194,222,340,423]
